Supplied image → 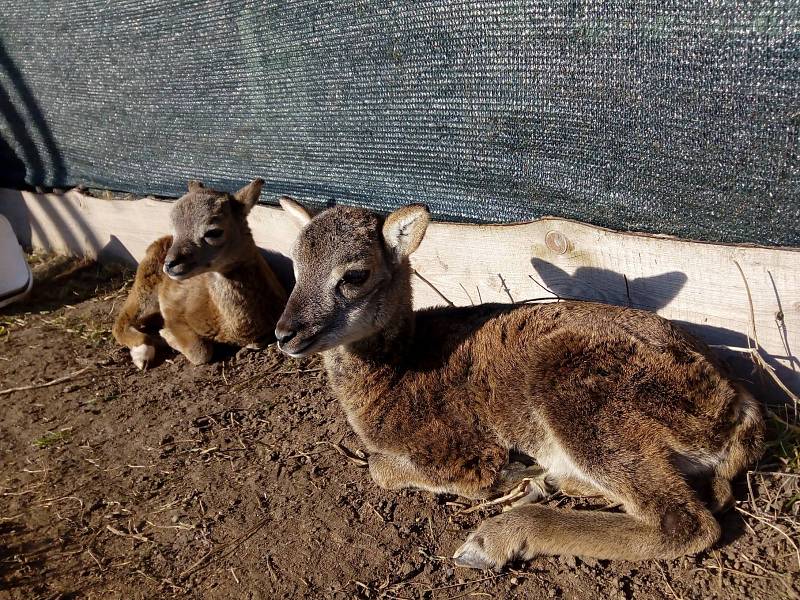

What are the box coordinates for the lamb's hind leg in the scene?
[454,459,720,569]
[709,383,765,514]
[112,237,170,369]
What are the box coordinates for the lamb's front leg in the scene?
[368,454,482,498]
[159,319,213,365]
[368,446,507,500]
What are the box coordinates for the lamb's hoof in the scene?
[130,344,155,370]
[453,534,500,571]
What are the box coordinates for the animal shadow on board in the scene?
[530,257,687,312]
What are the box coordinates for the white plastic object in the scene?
[0,214,33,309]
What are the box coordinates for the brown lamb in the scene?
[113,179,286,368]
[274,198,765,570]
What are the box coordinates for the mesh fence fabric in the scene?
[0,1,798,245]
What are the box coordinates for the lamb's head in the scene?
[275,198,430,357]
[163,179,263,280]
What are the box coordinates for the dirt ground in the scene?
[1,256,798,600]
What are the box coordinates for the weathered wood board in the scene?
[2,187,798,397]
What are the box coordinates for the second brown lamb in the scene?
[114,179,286,368]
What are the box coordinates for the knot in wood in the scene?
[545,230,570,255]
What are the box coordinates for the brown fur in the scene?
[275,200,765,569]
[113,180,286,368]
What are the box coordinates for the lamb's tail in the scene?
[112,236,171,369]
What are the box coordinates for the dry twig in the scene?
[734,506,800,570]
[105,524,151,544]
[656,562,685,600]
[413,269,454,307]
[458,478,542,515]
[0,365,93,396]
[179,517,270,579]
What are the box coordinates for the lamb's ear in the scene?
[188,180,205,192]
[279,196,313,227]
[233,178,264,213]
[382,204,430,260]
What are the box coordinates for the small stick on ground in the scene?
[749,470,800,479]
[498,273,514,303]
[364,501,387,523]
[528,274,560,299]
[733,260,759,350]
[734,505,800,570]
[0,365,93,396]
[413,269,454,307]
[105,524,152,543]
[179,517,270,579]
[272,367,325,375]
[696,564,770,581]
[265,554,278,582]
[315,440,369,467]
[413,572,509,593]
[135,569,185,594]
[459,282,475,306]
[0,514,22,522]
[656,562,684,600]
[458,478,539,515]
[86,548,104,571]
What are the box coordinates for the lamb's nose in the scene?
[165,257,182,270]
[275,327,297,346]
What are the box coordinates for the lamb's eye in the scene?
[341,269,370,286]
[204,229,224,241]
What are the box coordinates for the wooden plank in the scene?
[2,187,798,397]
[0,188,299,261]
[0,188,299,285]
